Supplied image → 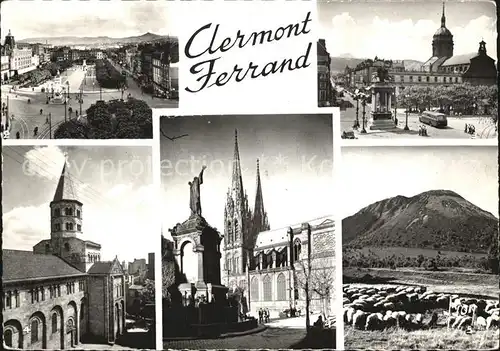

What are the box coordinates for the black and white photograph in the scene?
[1,0,178,140]
[2,145,157,349]
[340,146,499,349]
[160,114,336,349]
[318,0,497,140]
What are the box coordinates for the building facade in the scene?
[317,39,335,107]
[342,3,496,89]
[2,162,126,349]
[222,130,335,317]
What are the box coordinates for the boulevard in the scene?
[2,61,177,139]
[340,93,497,140]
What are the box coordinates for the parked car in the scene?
[341,131,357,139]
[279,308,302,318]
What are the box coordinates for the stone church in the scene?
[2,162,126,349]
[223,130,335,317]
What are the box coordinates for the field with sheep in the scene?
[344,266,499,298]
[343,284,500,350]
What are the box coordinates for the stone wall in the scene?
[3,277,85,350]
[87,276,106,340]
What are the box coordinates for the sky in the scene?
[2,145,156,263]
[340,146,498,220]
[0,0,175,40]
[160,114,334,238]
[318,0,497,61]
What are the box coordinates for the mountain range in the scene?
[17,32,174,46]
[342,190,498,253]
[330,56,424,73]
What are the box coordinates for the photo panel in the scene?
[2,145,157,349]
[340,145,499,349]
[159,113,337,349]
[1,0,178,140]
[317,0,497,141]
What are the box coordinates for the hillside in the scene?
[330,56,424,73]
[342,190,498,253]
[18,32,173,46]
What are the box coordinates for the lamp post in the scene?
[353,95,360,129]
[394,91,398,126]
[63,87,67,122]
[404,94,409,131]
[48,113,52,139]
[361,95,367,134]
[79,86,83,117]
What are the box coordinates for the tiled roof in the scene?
[441,53,477,66]
[3,250,85,283]
[53,162,80,203]
[87,261,113,274]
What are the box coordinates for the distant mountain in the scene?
[330,56,367,73]
[330,56,424,73]
[17,32,174,46]
[342,190,498,253]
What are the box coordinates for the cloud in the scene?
[24,146,66,180]
[2,204,49,250]
[2,183,157,262]
[323,13,496,61]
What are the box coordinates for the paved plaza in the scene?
[1,63,177,139]
[340,94,497,140]
[163,314,336,349]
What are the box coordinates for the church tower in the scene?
[49,159,85,266]
[223,130,253,284]
[2,29,16,55]
[252,159,270,243]
[432,1,454,58]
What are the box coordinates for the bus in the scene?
[419,111,448,128]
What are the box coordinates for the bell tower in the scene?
[50,158,83,256]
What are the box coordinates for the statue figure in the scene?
[189,165,207,217]
[374,67,392,83]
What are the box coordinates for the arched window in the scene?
[31,319,39,343]
[277,273,286,300]
[227,221,232,244]
[250,277,259,301]
[51,313,58,333]
[234,219,239,241]
[76,210,81,218]
[69,223,74,231]
[4,329,13,347]
[87,254,91,262]
[64,243,70,251]
[54,208,61,216]
[294,239,302,261]
[263,275,272,301]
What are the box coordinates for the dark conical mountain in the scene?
[342,190,498,253]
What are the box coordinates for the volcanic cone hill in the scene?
[342,190,498,253]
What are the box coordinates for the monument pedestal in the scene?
[369,111,395,130]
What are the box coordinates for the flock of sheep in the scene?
[343,284,500,332]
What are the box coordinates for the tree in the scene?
[295,253,335,330]
[86,101,114,138]
[54,119,91,139]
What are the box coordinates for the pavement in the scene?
[162,314,330,349]
[339,94,497,140]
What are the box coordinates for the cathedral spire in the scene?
[441,1,446,27]
[231,129,244,197]
[253,159,270,233]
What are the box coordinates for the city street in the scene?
[340,94,497,139]
[1,62,172,139]
[110,61,178,109]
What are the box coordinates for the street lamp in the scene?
[404,94,409,131]
[79,86,83,117]
[63,87,67,122]
[353,89,360,129]
[360,94,367,134]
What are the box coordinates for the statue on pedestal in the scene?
[189,165,207,217]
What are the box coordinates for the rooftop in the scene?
[3,250,85,283]
[441,53,477,66]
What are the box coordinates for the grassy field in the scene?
[345,326,499,350]
[350,246,488,258]
[343,267,499,298]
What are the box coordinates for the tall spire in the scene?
[53,158,80,203]
[253,159,270,232]
[441,1,446,27]
[231,129,244,197]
